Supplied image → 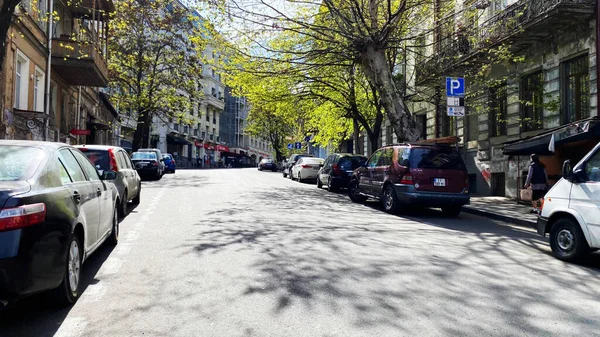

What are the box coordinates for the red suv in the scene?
[348,143,469,216]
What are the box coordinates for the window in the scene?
[562,54,590,124]
[81,149,110,171]
[377,149,394,166]
[58,160,72,185]
[410,147,466,170]
[467,108,478,141]
[386,125,394,145]
[521,71,544,131]
[119,152,133,170]
[72,150,100,181]
[367,150,382,168]
[33,68,44,112]
[585,150,600,182]
[416,114,426,140]
[58,149,86,182]
[212,69,215,78]
[338,156,366,171]
[14,52,29,109]
[489,82,507,137]
[206,109,210,121]
[491,0,518,13]
[0,146,44,181]
[211,88,216,97]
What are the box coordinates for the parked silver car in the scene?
[76,145,142,218]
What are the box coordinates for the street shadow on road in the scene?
[180,182,600,336]
[0,244,116,336]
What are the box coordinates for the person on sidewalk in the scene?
[524,154,548,214]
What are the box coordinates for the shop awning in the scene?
[503,117,600,156]
[167,134,191,145]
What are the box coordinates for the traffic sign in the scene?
[446,77,465,97]
[287,143,293,149]
[294,142,302,149]
[447,106,465,117]
[447,97,464,107]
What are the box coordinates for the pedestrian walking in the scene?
[524,154,548,214]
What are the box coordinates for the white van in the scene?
[538,142,600,261]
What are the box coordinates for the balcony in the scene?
[204,94,225,110]
[52,38,109,87]
[416,0,595,84]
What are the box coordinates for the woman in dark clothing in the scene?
[524,154,548,213]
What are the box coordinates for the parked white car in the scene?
[291,157,325,183]
[538,141,600,261]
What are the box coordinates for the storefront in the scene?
[503,117,600,200]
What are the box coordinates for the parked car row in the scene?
[0,141,127,309]
[284,143,470,217]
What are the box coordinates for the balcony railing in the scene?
[204,94,225,110]
[417,0,595,84]
[51,38,109,87]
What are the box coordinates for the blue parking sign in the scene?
[446,77,465,97]
[295,142,302,149]
[287,143,293,150]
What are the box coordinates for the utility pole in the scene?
[43,0,54,141]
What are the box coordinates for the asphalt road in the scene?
[2,168,600,337]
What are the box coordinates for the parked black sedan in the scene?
[0,141,119,308]
[258,159,277,172]
[317,153,367,192]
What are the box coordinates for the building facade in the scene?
[1,0,119,145]
[349,0,598,199]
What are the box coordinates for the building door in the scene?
[491,173,506,197]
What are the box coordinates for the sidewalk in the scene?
[463,197,538,228]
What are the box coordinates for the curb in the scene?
[462,206,537,228]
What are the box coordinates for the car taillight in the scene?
[301,164,311,168]
[108,148,119,172]
[0,203,46,232]
[540,198,545,212]
[152,161,159,166]
[400,173,413,185]
[333,164,341,175]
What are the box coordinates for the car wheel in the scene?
[328,178,339,192]
[298,173,302,183]
[317,177,323,188]
[348,179,368,203]
[550,218,590,262]
[132,184,141,205]
[441,206,462,217]
[288,169,293,179]
[283,171,288,178]
[54,235,82,305]
[382,185,399,213]
[109,205,119,245]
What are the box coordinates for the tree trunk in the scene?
[132,109,150,151]
[359,44,421,142]
[352,118,360,154]
[0,0,19,73]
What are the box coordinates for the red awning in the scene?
[204,143,215,150]
[216,144,229,152]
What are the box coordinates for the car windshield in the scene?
[338,156,366,170]
[0,146,44,181]
[132,152,157,160]
[81,150,110,171]
[163,155,173,160]
[409,148,466,170]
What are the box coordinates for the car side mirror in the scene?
[160,158,164,162]
[101,170,117,180]
[562,160,572,180]
[319,164,324,168]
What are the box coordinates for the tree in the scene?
[109,0,205,151]
[0,0,21,72]
[211,0,432,142]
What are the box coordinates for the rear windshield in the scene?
[132,152,157,160]
[409,148,465,170]
[163,154,173,160]
[302,158,324,164]
[0,146,45,181]
[81,150,110,170]
[338,156,366,170]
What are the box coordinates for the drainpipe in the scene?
[43,0,54,141]
[76,86,81,144]
[596,2,600,111]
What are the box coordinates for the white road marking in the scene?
[53,317,88,337]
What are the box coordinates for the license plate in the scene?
[434,178,446,187]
